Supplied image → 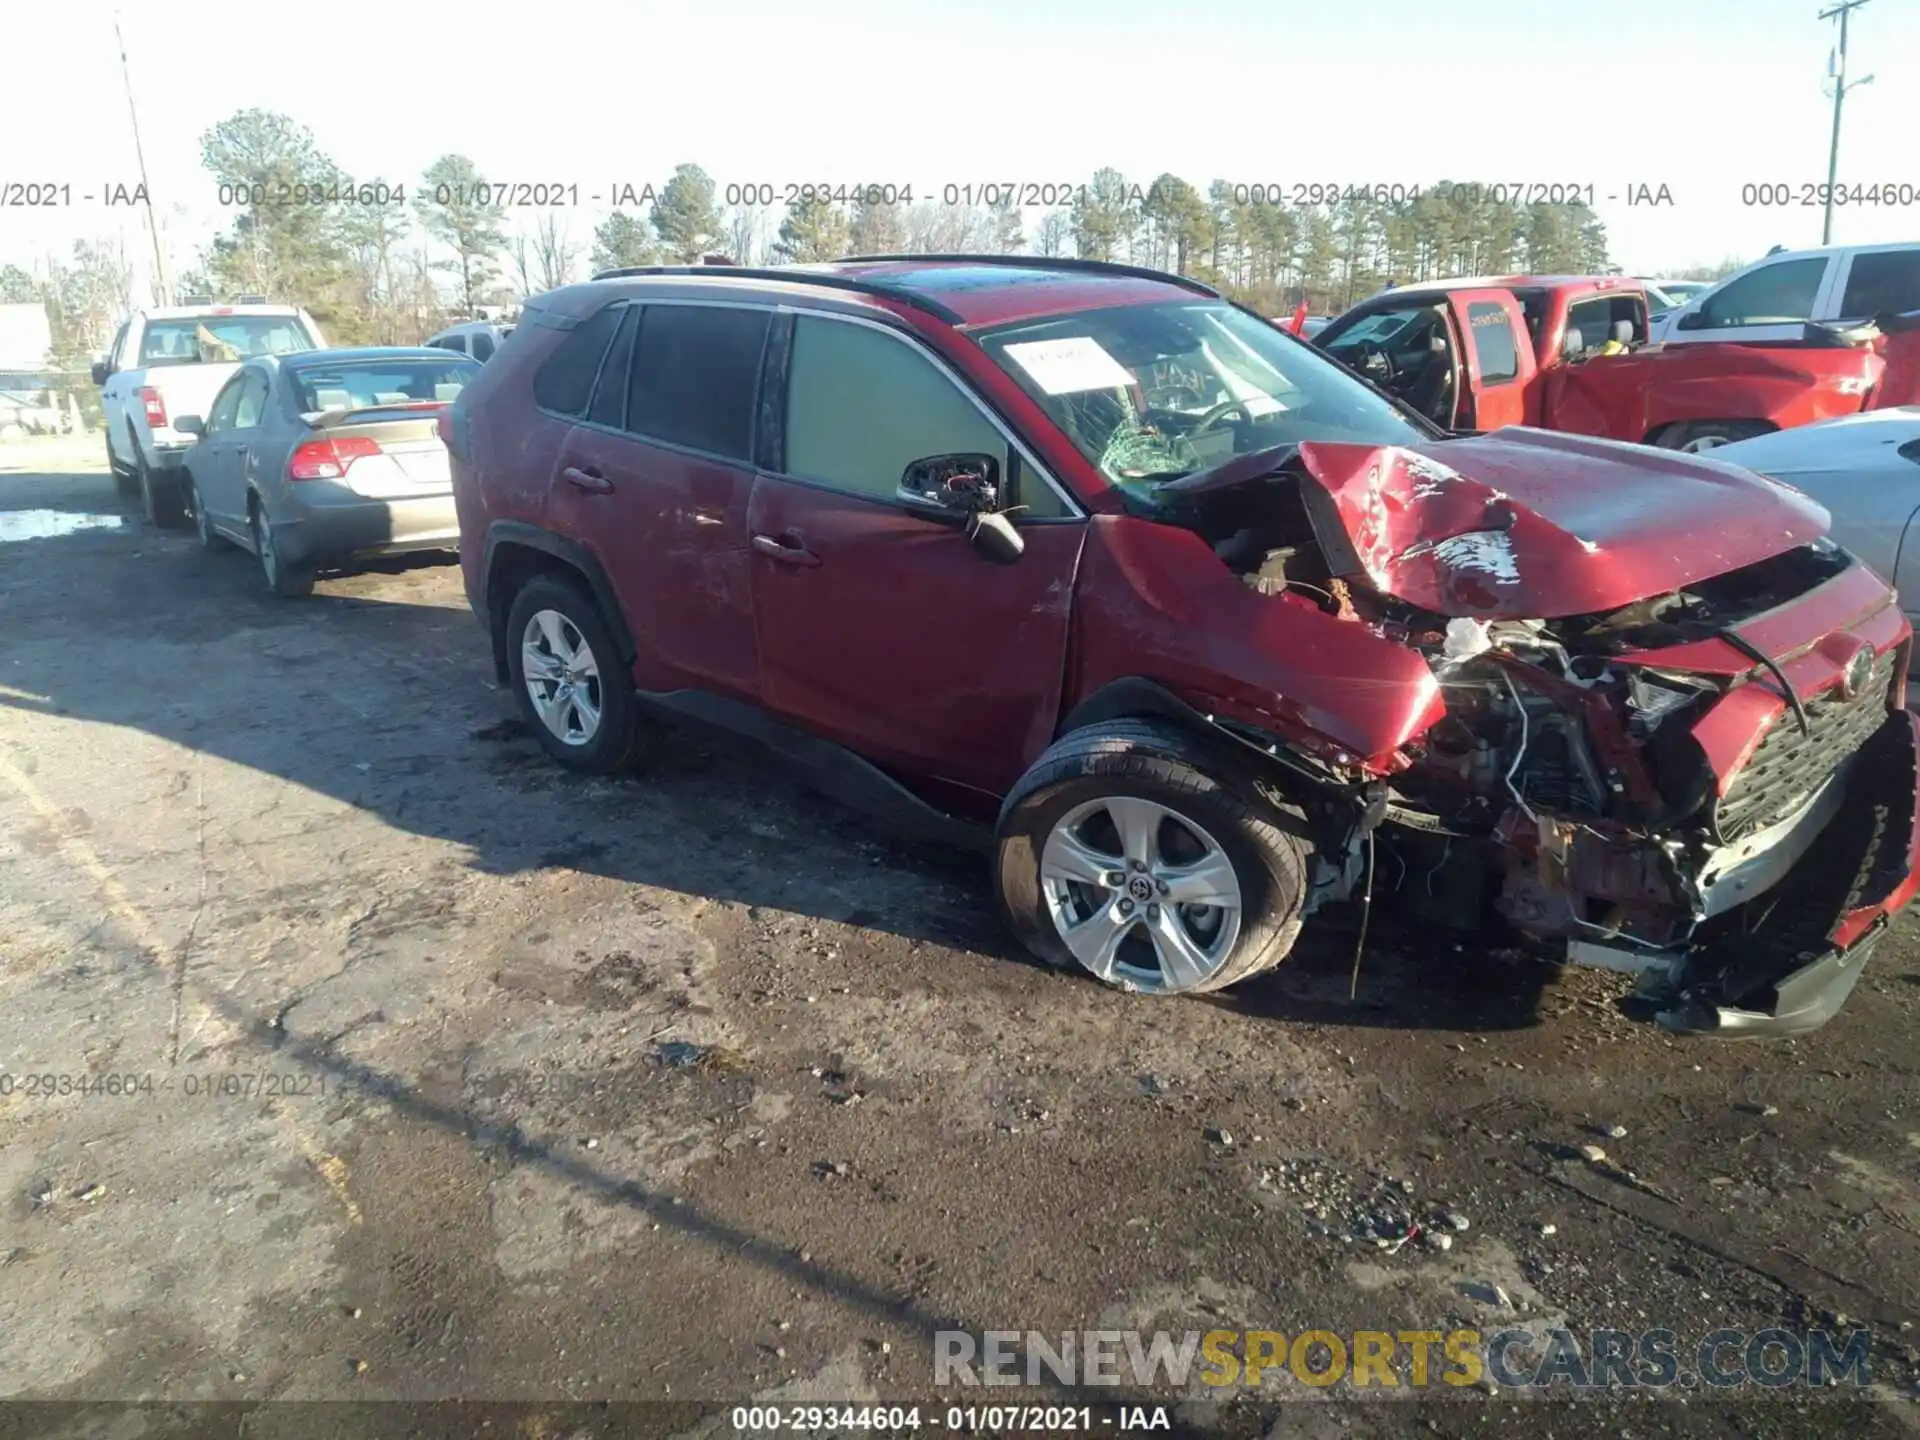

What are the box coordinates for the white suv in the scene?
[1651,243,1920,346]
[95,302,323,525]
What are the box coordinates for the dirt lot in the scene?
[3,438,1920,1437]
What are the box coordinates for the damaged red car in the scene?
[449,256,1920,1039]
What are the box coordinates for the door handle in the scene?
[752,532,821,567]
[562,465,613,494]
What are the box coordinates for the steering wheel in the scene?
[1191,399,1253,435]
[1350,339,1398,385]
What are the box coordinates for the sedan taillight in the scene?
[138,387,167,429]
[288,435,381,481]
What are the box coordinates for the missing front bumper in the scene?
[1623,711,1920,1037]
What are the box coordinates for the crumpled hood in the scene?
[1293,427,1831,619]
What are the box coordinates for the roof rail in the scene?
[587,264,965,325]
[835,252,1223,300]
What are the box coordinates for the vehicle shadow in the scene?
[0,480,1548,1034]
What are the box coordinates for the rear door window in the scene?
[1467,302,1519,381]
[1839,250,1920,318]
[531,303,625,415]
[1696,258,1828,327]
[624,304,769,462]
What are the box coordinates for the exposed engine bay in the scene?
[1153,439,1914,1035]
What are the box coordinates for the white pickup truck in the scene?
[94,303,324,525]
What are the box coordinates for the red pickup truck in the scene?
[1314,275,1920,452]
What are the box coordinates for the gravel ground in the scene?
[2,441,1919,1437]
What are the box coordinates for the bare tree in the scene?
[534,213,575,291]
[1034,209,1072,257]
[725,203,771,266]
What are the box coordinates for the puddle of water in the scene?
[0,510,127,543]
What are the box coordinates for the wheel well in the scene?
[1644,418,1775,447]
[484,541,583,682]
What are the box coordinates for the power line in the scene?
[112,12,170,305]
[1817,0,1873,247]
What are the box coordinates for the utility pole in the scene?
[113,13,170,306]
[1818,0,1874,246]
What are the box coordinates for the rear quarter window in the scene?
[1840,250,1920,318]
[531,303,626,416]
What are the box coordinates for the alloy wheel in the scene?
[521,608,602,746]
[1038,795,1244,994]
[254,512,279,585]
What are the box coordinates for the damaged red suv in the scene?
[448,255,1920,1038]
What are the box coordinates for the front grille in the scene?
[1711,648,1897,842]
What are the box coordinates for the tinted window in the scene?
[587,307,640,429]
[471,332,496,362]
[532,303,625,415]
[1698,258,1827,327]
[1467,302,1518,382]
[233,372,270,428]
[583,311,637,428]
[138,315,316,365]
[291,357,479,413]
[1840,250,1920,318]
[786,316,1031,507]
[626,305,768,461]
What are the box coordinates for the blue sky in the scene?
[4,0,1916,298]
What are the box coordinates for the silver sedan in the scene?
[1714,407,1920,631]
[174,347,479,596]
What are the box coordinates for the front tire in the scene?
[109,435,138,496]
[190,478,230,551]
[995,720,1311,996]
[504,573,652,774]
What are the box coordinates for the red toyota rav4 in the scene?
[448,255,1920,1038]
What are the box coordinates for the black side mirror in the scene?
[1674,309,1706,332]
[90,361,110,386]
[174,414,205,438]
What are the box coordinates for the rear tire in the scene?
[136,451,188,528]
[252,507,314,597]
[995,719,1311,996]
[1660,420,1769,453]
[505,573,652,774]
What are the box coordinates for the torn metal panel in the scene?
[1290,430,1829,620]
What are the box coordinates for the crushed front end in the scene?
[1388,553,1917,1036]
[1163,432,1920,1037]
